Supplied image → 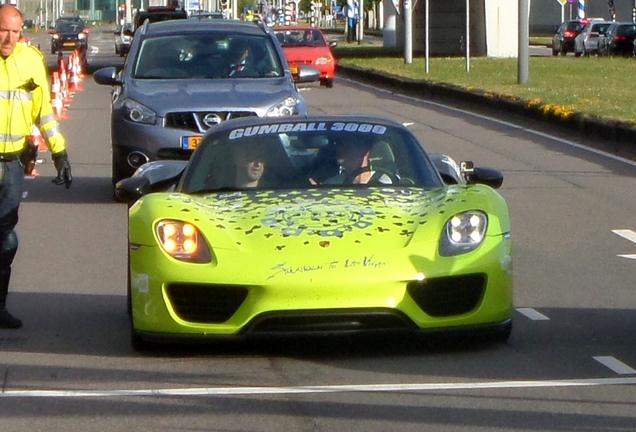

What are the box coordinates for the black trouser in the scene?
[0,159,24,307]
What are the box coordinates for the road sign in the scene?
[555,0,567,5]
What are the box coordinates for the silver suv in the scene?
[93,19,319,187]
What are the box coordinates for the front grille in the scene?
[407,274,486,317]
[166,284,248,323]
[247,309,416,335]
[165,111,258,133]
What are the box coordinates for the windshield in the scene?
[618,25,636,36]
[592,23,611,33]
[55,21,83,32]
[181,121,443,193]
[274,29,327,47]
[133,33,284,79]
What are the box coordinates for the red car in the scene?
[274,26,337,88]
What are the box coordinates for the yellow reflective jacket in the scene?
[0,42,66,155]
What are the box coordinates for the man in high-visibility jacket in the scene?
[0,4,72,328]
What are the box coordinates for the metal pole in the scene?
[404,0,412,64]
[465,0,469,72]
[126,0,131,23]
[561,3,564,23]
[518,0,529,85]
[578,0,585,19]
[425,0,429,73]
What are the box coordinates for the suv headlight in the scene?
[156,220,212,263]
[78,33,86,40]
[266,96,302,117]
[115,99,157,125]
[439,211,487,257]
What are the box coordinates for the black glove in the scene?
[52,151,72,189]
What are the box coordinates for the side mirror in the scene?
[93,67,120,85]
[115,160,187,203]
[467,167,504,189]
[329,40,338,48]
[115,176,151,203]
[295,65,321,83]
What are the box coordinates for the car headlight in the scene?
[156,220,212,263]
[78,33,86,40]
[315,57,332,65]
[439,211,487,257]
[52,34,60,39]
[266,96,302,117]
[116,99,157,125]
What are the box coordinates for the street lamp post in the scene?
[518,0,529,85]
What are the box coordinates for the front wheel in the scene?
[131,325,158,353]
[320,78,334,88]
[487,321,512,343]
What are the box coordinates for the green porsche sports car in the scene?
[117,115,513,350]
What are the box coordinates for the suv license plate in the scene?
[181,136,202,150]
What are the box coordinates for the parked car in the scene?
[93,19,320,189]
[115,114,513,351]
[552,20,586,56]
[574,20,612,56]
[598,22,636,56]
[273,26,337,88]
[114,21,133,56]
[132,5,188,32]
[49,16,89,65]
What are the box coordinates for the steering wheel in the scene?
[231,65,260,77]
[343,166,399,185]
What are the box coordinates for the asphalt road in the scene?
[1,27,636,431]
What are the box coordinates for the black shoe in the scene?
[0,308,22,329]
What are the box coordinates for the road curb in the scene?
[337,64,636,148]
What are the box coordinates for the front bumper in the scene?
[129,234,513,340]
[52,39,87,52]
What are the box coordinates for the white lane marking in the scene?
[3,377,636,398]
[612,229,636,243]
[516,308,550,321]
[612,229,636,259]
[593,357,636,375]
[341,77,636,168]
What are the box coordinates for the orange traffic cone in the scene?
[30,125,47,151]
[59,68,71,102]
[69,58,82,92]
[67,53,75,79]
[50,71,61,97]
[73,50,84,78]
[51,88,67,120]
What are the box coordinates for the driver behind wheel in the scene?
[315,135,393,185]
